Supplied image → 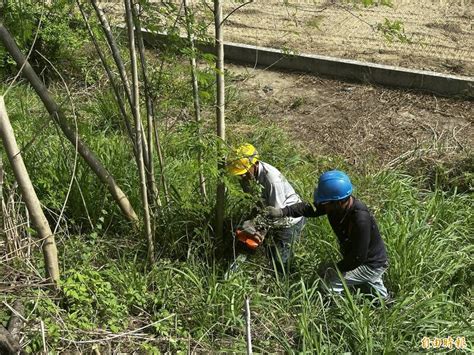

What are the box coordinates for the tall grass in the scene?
[10,136,471,352]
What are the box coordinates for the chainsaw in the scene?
[225,218,270,279]
[235,219,268,250]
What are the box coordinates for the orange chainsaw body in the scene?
[236,228,262,250]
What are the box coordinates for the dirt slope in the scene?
[220,0,473,76]
[105,1,473,75]
[227,63,473,170]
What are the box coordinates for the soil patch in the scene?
[219,0,474,76]
[104,1,474,76]
[227,63,473,171]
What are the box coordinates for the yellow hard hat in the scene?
[227,143,259,176]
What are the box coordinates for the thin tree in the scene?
[85,1,162,206]
[214,0,226,239]
[184,0,207,200]
[0,23,138,222]
[90,0,133,110]
[129,2,186,206]
[0,96,59,285]
[78,2,161,211]
[132,3,162,208]
[124,0,154,264]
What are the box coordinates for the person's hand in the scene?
[241,220,257,234]
[253,231,265,244]
[265,206,283,219]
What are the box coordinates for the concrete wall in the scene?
[140,30,474,99]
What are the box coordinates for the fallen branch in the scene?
[0,97,60,284]
[59,313,174,345]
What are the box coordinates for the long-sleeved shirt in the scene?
[281,198,387,271]
[256,161,303,227]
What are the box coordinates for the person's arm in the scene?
[337,210,371,272]
[281,202,324,218]
[266,201,325,218]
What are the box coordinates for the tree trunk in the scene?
[184,0,207,200]
[0,23,138,222]
[0,326,17,355]
[0,300,24,354]
[7,301,24,341]
[0,96,60,285]
[214,0,226,240]
[132,2,162,209]
[125,0,154,264]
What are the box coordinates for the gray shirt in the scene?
[256,162,303,227]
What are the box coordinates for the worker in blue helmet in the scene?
[266,170,389,301]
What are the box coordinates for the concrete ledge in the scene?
[140,30,474,99]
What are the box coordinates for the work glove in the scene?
[240,219,266,243]
[241,219,257,234]
[265,206,283,219]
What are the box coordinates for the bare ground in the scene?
[226,63,473,172]
[104,1,474,76]
[220,0,474,76]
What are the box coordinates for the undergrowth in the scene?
[14,168,473,353]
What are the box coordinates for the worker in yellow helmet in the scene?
[227,143,306,272]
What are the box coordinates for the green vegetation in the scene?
[377,18,412,43]
[0,1,472,353]
[0,0,89,77]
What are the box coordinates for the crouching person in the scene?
[266,170,390,300]
[227,143,306,273]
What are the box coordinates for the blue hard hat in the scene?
[313,170,353,204]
